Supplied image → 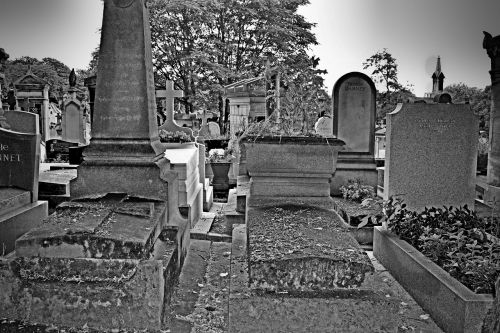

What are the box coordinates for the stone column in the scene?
[483,32,500,210]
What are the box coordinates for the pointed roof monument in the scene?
[432,56,445,93]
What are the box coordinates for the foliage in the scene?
[207,147,234,163]
[158,129,193,143]
[363,48,404,93]
[444,83,491,133]
[146,0,324,130]
[340,179,375,203]
[363,49,415,122]
[2,56,87,102]
[384,197,500,294]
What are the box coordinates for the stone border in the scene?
[373,226,493,333]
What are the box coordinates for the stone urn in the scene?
[242,136,345,197]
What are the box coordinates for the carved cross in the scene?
[156,80,184,125]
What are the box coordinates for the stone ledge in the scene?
[373,226,493,333]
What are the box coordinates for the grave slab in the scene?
[246,196,373,292]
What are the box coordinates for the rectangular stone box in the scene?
[373,226,493,333]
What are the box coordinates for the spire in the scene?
[432,56,445,93]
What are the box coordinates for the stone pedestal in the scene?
[483,31,500,214]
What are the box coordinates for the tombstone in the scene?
[0,110,48,254]
[46,139,79,161]
[208,121,221,136]
[61,69,88,145]
[384,103,478,211]
[314,116,333,137]
[331,72,377,195]
[0,1,190,331]
[197,110,212,138]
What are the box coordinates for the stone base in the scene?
[330,153,377,196]
[0,201,48,255]
[482,184,500,213]
[249,174,332,197]
[180,183,203,228]
[0,244,178,331]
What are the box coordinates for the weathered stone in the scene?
[331,72,378,195]
[384,103,478,210]
[247,198,373,292]
[16,200,166,259]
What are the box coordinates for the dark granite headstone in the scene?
[0,110,40,199]
[46,139,79,161]
[0,110,47,253]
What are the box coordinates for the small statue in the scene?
[0,48,9,71]
[69,68,77,88]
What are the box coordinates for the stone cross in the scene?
[199,110,211,127]
[157,80,184,129]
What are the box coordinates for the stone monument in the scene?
[384,103,478,211]
[0,110,48,254]
[482,31,500,212]
[61,69,88,145]
[331,72,377,195]
[0,1,189,331]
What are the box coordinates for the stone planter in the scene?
[209,162,231,191]
[373,226,493,333]
[242,136,345,197]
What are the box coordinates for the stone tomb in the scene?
[0,110,48,254]
[0,0,190,331]
[163,146,203,226]
[384,103,478,211]
[331,72,378,195]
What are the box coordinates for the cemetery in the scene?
[0,0,499,332]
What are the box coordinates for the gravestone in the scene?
[314,116,333,137]
[0,1,189,331]
[0,110,48,254]
[331,72,377,195]
[61,72,88,146]
[208,121,221,136]
[384,103,478,211]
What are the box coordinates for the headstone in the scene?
[156,80,193,139]
[0,1,190,331]
[62,71,87,145]
[333,72,376,153]
[384,103,478,211]
[208,121,221,136]
[314,116,333,137]
[46,139,78,162]
[331,72,377,195]
[0,110,48,254]
[197,110,212,138]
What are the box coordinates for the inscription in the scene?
[0,144,21,162]
[99,114,141,122]
[344,82,366,91]
[418,119,455,131]
[97,96,144,103]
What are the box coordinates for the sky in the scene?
[1,0,500,97]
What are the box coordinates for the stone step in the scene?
[16,200,166,259]
[223,189,245,234]
[0,188,31,217]
[38,169,77,196]
[191,212,215,240]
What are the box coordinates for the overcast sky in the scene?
[1,0,499,96]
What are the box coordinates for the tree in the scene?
[363,49,415,122]
[4,56,87,102]
[445,83,491,133]
[146,0,324,132]
[363,48,404,92]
